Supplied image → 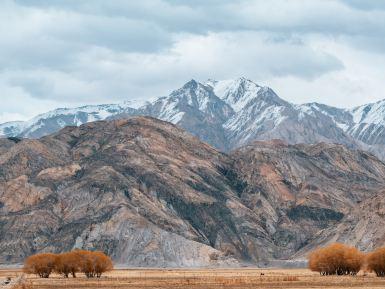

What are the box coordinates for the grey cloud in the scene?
[0,0,384,122]
[13,0,384,36]
[0,3,172,70]
[340,0,385,11]
[342,35,385,54]
[46,16,172,53]
[9,0,385,53]
[8,76,53,98]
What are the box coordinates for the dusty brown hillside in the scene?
[1,117,385,266]
[231,140,385,260]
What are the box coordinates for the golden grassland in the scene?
[2,268,385,289]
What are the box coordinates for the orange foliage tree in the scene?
[367,247,385,277]
[93,251,114,278]
[23,253,57,278]
[24,250,113,279]
[54,251,80,278]
[73,250,113,278]
[308,243,364,275]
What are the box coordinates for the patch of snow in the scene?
[0,121,26,136]
[335,122,350,131]
[94,109,113,120]
[225,103,286,133]
[350,100,385,125]
[27,121,44,134]
[207,77,262,112]
[57,119,67,127]
[169,112,185,124]
[156,99,183,124]
[297,103,351,131]
[85,114,97,124]
[345,100,385,142]
[121,99,150,109]
[196,84,211,111]
[0,100,150,137]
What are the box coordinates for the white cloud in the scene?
[0,83,62,121]
[1,0,385,121]
[271,37,385,108]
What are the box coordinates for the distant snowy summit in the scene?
[0,101,148,139]
[1,77,385,159]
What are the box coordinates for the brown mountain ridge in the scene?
[1,116,385,266]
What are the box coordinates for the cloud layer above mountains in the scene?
[1,0,385,122]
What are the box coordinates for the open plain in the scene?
[1,268,385,289]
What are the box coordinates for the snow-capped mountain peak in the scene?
[0,102,142,138]
[171,79,217,112]
[207,77,263,112]
[159,78,234,124]
[2,77,385,161]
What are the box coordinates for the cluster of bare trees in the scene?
[308,243,363,275]
[23,250,113,279]
[309,243,385,277]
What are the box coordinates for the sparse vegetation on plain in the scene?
[11,243,385,289]
[11,280,33,289]
[2,268,385,289]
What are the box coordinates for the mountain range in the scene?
[2,77,385,160]
[2,117,385,267]
[2,78,385,267]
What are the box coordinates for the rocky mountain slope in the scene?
[298,101,385,160]
[232,140,385,261]
[0,117,241,266]
[1,117,385,266]
[1,78,385,159]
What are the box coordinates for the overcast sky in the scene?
[1,0,385,123]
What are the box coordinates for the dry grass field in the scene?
[2,268,385,289]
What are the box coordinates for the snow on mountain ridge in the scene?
[297,102,352,130]
[2,77,385,160]
[207,77,263,112]
[179,79,215,113]
[349,100,385,125]
[0,121,25,137]
[0,77,278,137]
[0,100,146,137]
